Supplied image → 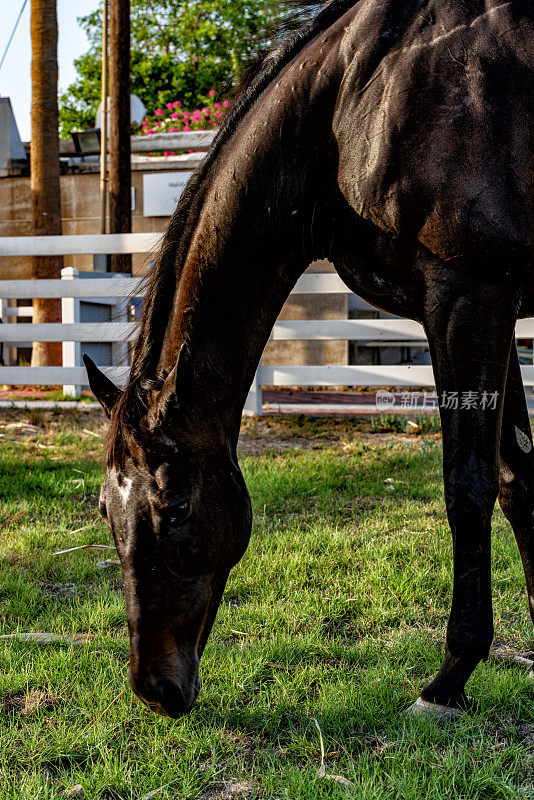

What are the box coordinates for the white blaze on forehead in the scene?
[118,477,133,507]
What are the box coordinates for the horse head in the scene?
[84,351,252,717]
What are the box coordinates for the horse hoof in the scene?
[405,697,464,721]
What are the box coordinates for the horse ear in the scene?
[158,343,193,416]
[82,354,122,418]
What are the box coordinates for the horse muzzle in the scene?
[131,670,201,718]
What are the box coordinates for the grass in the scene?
[0,411,533,799]
[370,414,441,435]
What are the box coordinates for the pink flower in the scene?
[163,150,176,156]
[214,103,221,109]
[202,107,210,114]
[209,89,216,97]
[173,101,181,107]
[155,108,164,116]
[223,100,230,107]
[166,102,173,109]
[171,112,180,119]
[168,126,177,132]
[183,126,191,131]
[146,129,154,135]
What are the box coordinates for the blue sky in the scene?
[0,0,99,141]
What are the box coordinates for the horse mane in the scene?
[108,0,358,460]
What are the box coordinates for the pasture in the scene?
[0,410,533,799]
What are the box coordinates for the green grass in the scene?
[0,413,533,799]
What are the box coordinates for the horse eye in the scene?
[168,499,190,526]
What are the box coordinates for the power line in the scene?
[0,0,29,77]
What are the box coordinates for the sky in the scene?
[0,0,99,141]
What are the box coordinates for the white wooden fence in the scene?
[1,232,534,414]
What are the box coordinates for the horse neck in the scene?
[157,187,310,434]
[146,28,347,437]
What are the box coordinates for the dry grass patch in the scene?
[1,687,62,717]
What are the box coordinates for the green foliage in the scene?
[59,0,293,137]
[370,413,442,435]
[371,413,407,434]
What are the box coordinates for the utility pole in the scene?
[100,0,109,236]
[108,0,131,273]
[30,0,62,367]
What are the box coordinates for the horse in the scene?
[84,0,534,719]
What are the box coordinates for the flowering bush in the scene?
[140,90,232,155]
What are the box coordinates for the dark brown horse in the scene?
[85,0,534,719]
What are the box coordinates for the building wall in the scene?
[0,168,347,367]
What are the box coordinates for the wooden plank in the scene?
[54,129,216,155]
[0,366,130,386]
[2,364,534,389]
[270,319,426,341]
[0,319,425,343]
[1,274,353,299]
[515,320,534,337]
[56,130,215,154]
[292,274,351,294]
[259,365,436,387]
[260,365,534,387]
[1,317,531,344]
[0,232,163,257]
[0,322,135,343]
[0,277,144,299]
[1,306,33,317]
[132,130,215,153]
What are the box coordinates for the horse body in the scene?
[335,0,534,269]
[85,0,534,718]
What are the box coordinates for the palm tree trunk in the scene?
[30,0,62,367]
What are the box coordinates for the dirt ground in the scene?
[0,409,441,458]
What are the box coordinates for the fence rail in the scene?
[0,233,162,258]
[0,271,354,299]
[56,129,216,156]
[2,233,534,413]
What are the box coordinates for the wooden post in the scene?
[243,363,263,416]
[100,0,109,237]
[30,0,62,367]
[108,0,131,274]
[61,268,81,397]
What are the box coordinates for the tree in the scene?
[31,0,63,367]
[59,0,294,137]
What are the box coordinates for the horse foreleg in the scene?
[499,346,534,626]
[414,277,519,712]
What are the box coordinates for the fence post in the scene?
[243,363,262,416]
[61,267,81,397]
[0,299,9,366]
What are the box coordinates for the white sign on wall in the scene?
[143,171,194,217]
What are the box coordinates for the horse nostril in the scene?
[153,676,189,718]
